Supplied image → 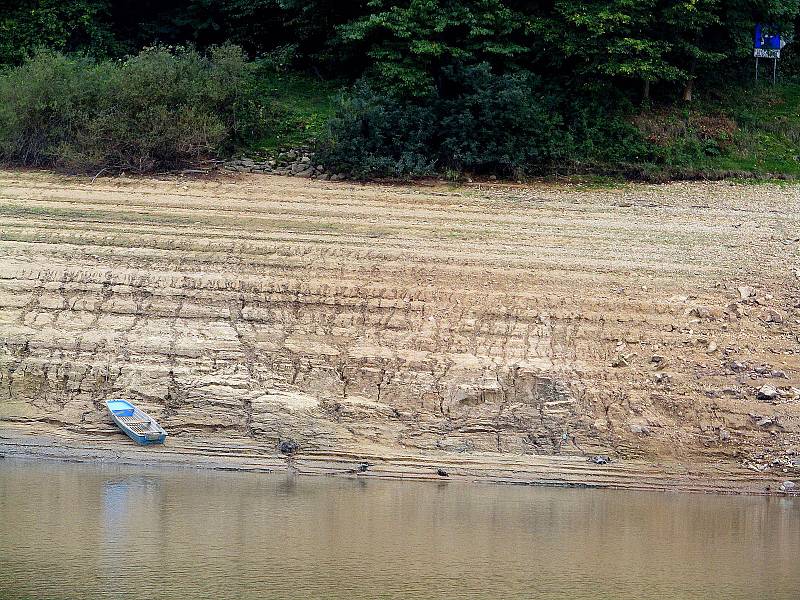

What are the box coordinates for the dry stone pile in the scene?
[223,149,347,180]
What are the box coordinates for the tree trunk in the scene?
[681,79,694,102]
[682,45,698,102]
[643,79,651,100]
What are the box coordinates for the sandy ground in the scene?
[0,170,798,493]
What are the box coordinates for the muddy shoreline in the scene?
[1,171,798,497]
[1,424,791,496]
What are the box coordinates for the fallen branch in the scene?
[90,168,108,184]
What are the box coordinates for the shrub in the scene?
[0,45,263,172]
[317,64,572,179]
[317,87,438,178]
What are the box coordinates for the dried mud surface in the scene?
[1,170,798,492]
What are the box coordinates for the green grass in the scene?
[248,68,341,155]
[637,82,800,178]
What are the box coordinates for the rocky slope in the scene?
[0,170,798,483]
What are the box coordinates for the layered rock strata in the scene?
[1,171,798,479]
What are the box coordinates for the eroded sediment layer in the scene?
[1,170,798,487]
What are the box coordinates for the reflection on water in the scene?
[1,459,798,600]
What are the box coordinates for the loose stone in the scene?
[757,385,778,401]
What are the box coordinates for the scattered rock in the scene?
[357,462,370,473]
[279,439,300,455]
[654,372,671,385]
[737,286,755,300]
[589,455,612,465]
[729,361,748,372]
[436,468,449,477]
[765,309,784,324]
[629,423,651,435]
[706,341,718,354]
[779,480,797,493]
[719,428,731,441]
[690,306,718,320]
[757,385,778,401]
[223,148,344,181]
[725,302,744,319]
[612,353,632,367]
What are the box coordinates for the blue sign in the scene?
[755,24,782,58]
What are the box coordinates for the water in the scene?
[1,460,798,600]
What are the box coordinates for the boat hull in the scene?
[115,425,167,446]
[105,399,168,446]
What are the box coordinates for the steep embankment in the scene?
[0,171,798,489]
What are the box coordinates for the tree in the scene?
[547,0,682,99]
[663,0,799,101]
[660,0,724,101]
[0,0,117,64]
[336,0,530,96]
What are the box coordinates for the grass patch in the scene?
[631,82,800,179]
[248,67,341,155]
[558,174,628,190]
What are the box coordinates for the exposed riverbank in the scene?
[0,423,789,495]
[1,170,798,496]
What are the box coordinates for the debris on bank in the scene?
[224,149,347,181]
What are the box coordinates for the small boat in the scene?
[105,399,167,445]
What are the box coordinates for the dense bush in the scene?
[317,64,573,178]
[0,45,262,172]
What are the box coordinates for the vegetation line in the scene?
[1,1,800,180]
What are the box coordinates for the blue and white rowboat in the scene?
[106,399,167,445]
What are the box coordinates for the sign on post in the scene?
[754,24,784,83]
[754,23,782,58]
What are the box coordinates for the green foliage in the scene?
[3,0,800,179]
[548,0,680,85]
[317,64,572,178]
[0,45,263,171]
[621,82,800,177]
[249,65,339,153]
[0,0,118,65]
[103,1,368,74]
[316,84,438,177]
[337,0,529,96]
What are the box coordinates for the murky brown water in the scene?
[1,459,798,599]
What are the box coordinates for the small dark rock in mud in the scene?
[279,440,300,456]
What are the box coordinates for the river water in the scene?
[1,459,798,599]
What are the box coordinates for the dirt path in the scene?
[1,170,798,492]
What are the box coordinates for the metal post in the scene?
[755,57,759,82]
[773,58,777,84]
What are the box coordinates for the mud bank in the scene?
[0,424,786,495]
[1,170,798,492]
